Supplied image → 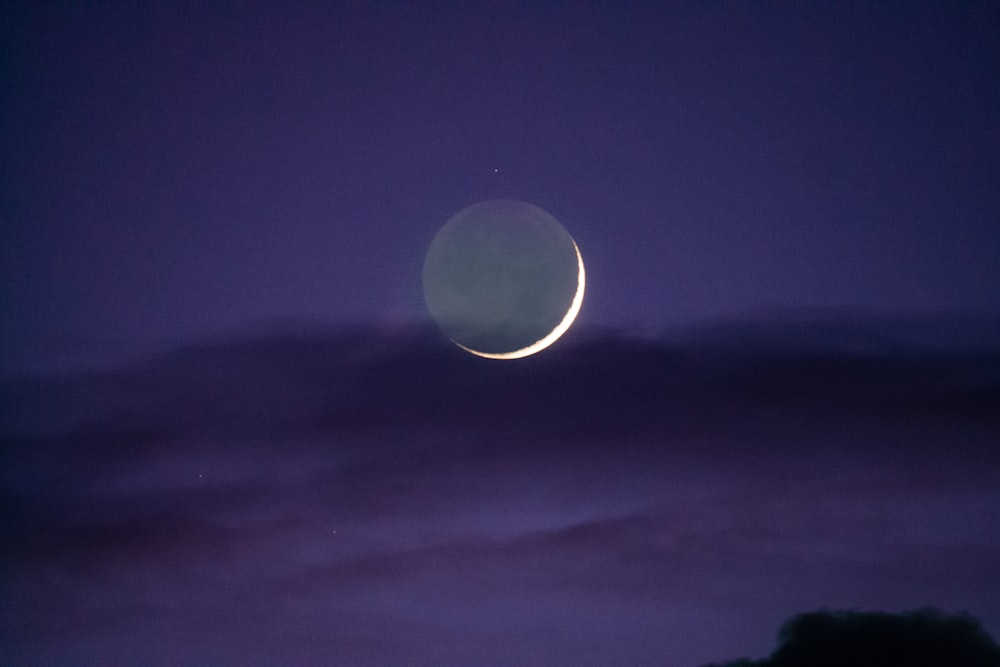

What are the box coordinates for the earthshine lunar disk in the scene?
[423,200,585,359]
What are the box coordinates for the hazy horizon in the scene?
[4,318,998,665]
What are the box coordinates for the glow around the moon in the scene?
[423,200,584,359]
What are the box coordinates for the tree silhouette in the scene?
[702,608,1000,667]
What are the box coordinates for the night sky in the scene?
[2,3,1000,666]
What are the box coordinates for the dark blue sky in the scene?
[2,4,1000,666]
[2,2,999,371]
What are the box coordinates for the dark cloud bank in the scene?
[2,314,999,665]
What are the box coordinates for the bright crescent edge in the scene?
[454,241,585,360]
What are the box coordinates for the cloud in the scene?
[2,317,999,665]
[5,318,998,450]
[703,608,1000,667]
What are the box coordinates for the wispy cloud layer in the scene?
[3,320,999,665]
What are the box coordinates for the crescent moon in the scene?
[455,241,585,360]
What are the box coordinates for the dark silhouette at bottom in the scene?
[703,608,1000,667]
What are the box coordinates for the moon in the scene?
[423,200,585,359]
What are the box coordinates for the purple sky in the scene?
[2,2,999,371]
[3,327,1000,664]
[2,3,1000,665]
